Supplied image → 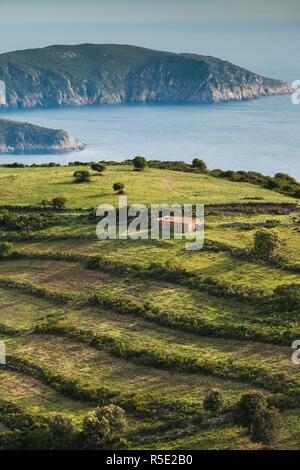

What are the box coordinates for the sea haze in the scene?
[0,94,299,179]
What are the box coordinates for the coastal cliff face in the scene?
[0,118,86,153]
[0,44,293,109]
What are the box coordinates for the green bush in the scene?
[203,389,225,412]
[113,182,125,193]
[51,197,66,209]
[73,170,90,183]
[82,405,126,445]
[234,391,268,431]
[91,162,106,173]
[250,407,281,446]
[0,241,13,257]
[48,413,76,449]
[253,229,280,259]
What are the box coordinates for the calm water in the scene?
[0,95,299,179]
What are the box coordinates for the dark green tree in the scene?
[250,407,281,447]
[203,389,225,412]
[192,158,207,171]
[73,170,90,183]
[133,156,146,171]
[234,391,267,432]
[113,182,125,193]
[91,162,106,174]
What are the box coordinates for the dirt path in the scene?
[162,177,185,197]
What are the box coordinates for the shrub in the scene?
[272,283,300,310]
[133,156,146,171]
[0,211,60,231]
[192,158,207,171]
[253,229,280,259]
[234,391,268,432]
[91,162,106,173]
[73,171,90,183]
[250,407,281,446]
[275,173,296,184]
[203,389,225,412]
[51,197,66,209]
[82,405,126,445]
[113,182,125,193]
[0,241,13,257]
[48,413,76,449]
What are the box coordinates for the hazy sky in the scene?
[1,0,300,23]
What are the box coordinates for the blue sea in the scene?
[0,20,299,179]
[0,95,299,179]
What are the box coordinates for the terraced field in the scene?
[0,164,299,450]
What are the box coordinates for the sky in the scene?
[1,0,300,23]
[0,0,299,81]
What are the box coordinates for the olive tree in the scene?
[133,156,146,171]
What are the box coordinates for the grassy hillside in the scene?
[0,165,295,207]
[0,164,299,450]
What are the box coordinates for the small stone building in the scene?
[156,215,201,233]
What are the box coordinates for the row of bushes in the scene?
[1,249,299,313]
[4,355,202,420]
[204,238,300,274]
[210,169,300,200]
[33,319,300,398]
[89,292,299,346]
[0,232,96,242]
[84,254,300,312]
[0,201,296,216]
[0,274,297,346]
[147,159,300,199]
[0,397,127,450]
[0,210,61,232]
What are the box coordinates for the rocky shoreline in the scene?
[0,44,293,109]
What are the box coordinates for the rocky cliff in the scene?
[0,44,293,109]
[0,118,86,153]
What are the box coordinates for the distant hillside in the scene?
[0,44,292,108]
[0,118,85,153]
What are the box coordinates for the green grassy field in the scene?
[0,164,299,450]
[0,165,295,207]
